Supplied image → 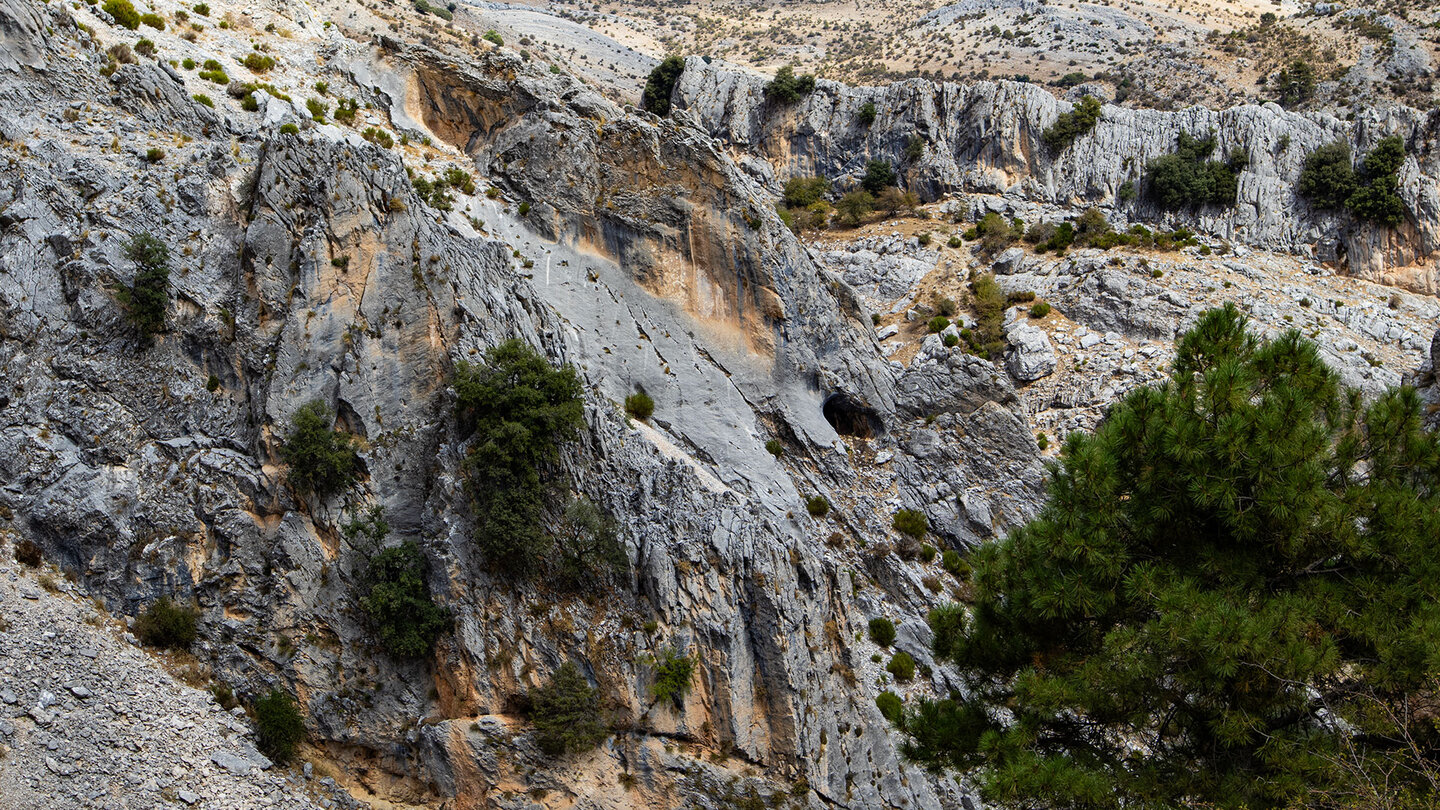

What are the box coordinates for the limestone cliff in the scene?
[673,57,1440,294]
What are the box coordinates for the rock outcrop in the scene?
[673,58,1440,294]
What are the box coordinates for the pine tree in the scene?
[898,305,1440,809]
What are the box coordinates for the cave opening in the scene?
[822,393,883,439]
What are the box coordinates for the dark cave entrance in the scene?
[822,393,883,439]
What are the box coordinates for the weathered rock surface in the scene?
[674,58,1440,294]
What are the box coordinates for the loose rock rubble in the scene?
[0,550,344,809]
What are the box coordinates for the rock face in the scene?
[673,58,1440,294]
[1004,321,1057,382]
[0,2,1043,807]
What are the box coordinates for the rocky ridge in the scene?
[673,57,1440,295]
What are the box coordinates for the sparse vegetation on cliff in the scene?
[642,55,686,116]
[280,402,360,499]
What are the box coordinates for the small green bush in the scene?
[893,509,928,539]
[140,12,164,29]
[313,80,328,95]
[834,190,874,227]
[181,57,195,70]
[134,597,199,649]
[144,147,164,163]
[103,0,141,29]
[359,539,450,659]
[861,160,897,194]
[765,439,784,458]
[764,64,816,104]
[869,617,897,647]
[887,651,916,682]
[650,648,694,705]
[806,495,830,517]
[529,663,609,756]
[1029,301,1051,319]
[278,123,299,135]
[943,333,960,348]
[483,29,504,46]
[876,691,904,723]
[279,401,359,499]
[306,98,327,122]
[625,391,655,421]
[191,93,213,107]
[941,550,970,578]
[1147,130,1245,209]
[241,93,259,112]
[934,297,958,317]
[134,37,156,57]
[191,2,209,14]
[927,316,950,333]
[362,127,393,148]
[858,101,877,126]
[1042,95,1101,151]
[641,54,685,116]
[252,690,305,763]
[242,53,276,73]
[919,544,937,563]
[517,201,532,216]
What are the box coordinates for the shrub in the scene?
[529,663,609,756]
[134,38,156,57]
[140,12,163,29]
[765,439,784,458]
[934,297,957,317]
[858,101,877,126]
[650,648,694,705]
[103,0,141,29]
[625,390,654,421]
[834,191,874,227]
[782,176,831,209]
[869,617,897,647]
[806,495,830,517]
[455,340,584,577]
[252,690,305,764]
[240,93,259,112]
[920,544,937,563]
[861,160,897,194]
[362,127,393,148]
[967,272,1008,358]
[442,167,476,195]
[359,540,449,658]
[181,57,195,69]
[887,651,916,682]
[306,98,327,122]
[134,597,199,649]
[1345,136,1407,226]
[1147,130,1245,209]
[764,65,816,104]
[278,123,299,135]
[893,509,928,539]
[279,401,359,499]
[641,54,685,116]
[876,691,904,723]
[313,80,328,95]
[555,498,627,588]
[1042,95,1101,151]
[117,233,170,339]
[242,52,276,73]
[517,201,531,216]
[144,147,164,163]
[191,2,208,14]
[927,316,950,333]
[14,539,43,567]
[191,94,213,107]
[1028,301,1051,319]
[106,42,136,66]
[903,134,926,163]
[1298,142,1356,210]
[940,550,970,578]
[483,29,504,46]
[943,333,960,348]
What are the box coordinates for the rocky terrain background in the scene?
[0,0,1436,808]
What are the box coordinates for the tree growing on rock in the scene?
[641,55,686,116]
[764,65,816,104]
[455,339,585,577]
[280,401,360,499]
[359,540,450,659]
[1041,95,1101,151]
[895,304,1440,810]
[526,662,610,756]
[117,232,170,341]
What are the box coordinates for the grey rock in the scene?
[1005,322,1057,382]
